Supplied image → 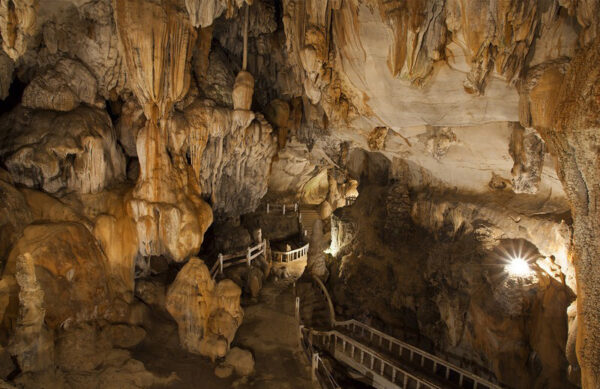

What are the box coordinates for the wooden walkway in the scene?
[296,276,501,389]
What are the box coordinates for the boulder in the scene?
[224,347,254,376]
[102,324,146,349]
[214,363,233,379]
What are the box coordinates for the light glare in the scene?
[506,256,531,277]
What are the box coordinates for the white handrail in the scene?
[272,243,310,263]
[299,325,341,389]
[335,319,500,389]
[307,327,437,389]
[210,239,267,279]
[345,196,357,206]
[298,278,499,389]
[266,202,299,214]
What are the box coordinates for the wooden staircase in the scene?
[299,205,321,239]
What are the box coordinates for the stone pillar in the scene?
[306,218,329,281]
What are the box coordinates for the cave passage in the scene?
[0,0,597,388]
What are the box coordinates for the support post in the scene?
[295,203,298,212]
[266,203,270,214]
[219,253,223,274]
[295,296,300,322]
[283,204,286,215]
[311,353,318,382]
[247,247,252,267]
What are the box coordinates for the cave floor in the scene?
[233,274,317,389]
[133,259,314,388]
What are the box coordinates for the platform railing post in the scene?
[266,203,270,214]
[247,247,251,267]
[283,204,286,215]
[219,253,223,274]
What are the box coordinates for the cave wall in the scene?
[329,182,576,388]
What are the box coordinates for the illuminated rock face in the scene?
[532,37,600,389]
[329,184,575,388]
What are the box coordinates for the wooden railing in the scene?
[334,320,500,389]
[266,202,298,215]
[210,239,267,279]
[345,196,357,206]
[272,243,309,263]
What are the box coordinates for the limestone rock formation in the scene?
[197,107,277,218]
[165,258,243,359]
[0,52,13,100]
[115,96,145,157]
[194,46,236,107]
[185,0,249,28]
[0,106,126,194]
[533,35,600,389]
[0,170,32,264]
[90,190,139,303]
[509,125,546,194]
[0,0,597,387]
[115,0,213,261]
[5,222,115,328]
[22,58,101,111]
[223,347,254,376]
[37,0,126,99]
[0,0,38,60]
[306,218,328,281]
[329,183,576,388]
[7,253,53,374]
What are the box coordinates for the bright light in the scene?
[506,257,531,277]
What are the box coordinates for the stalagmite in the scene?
[306,218,328,281]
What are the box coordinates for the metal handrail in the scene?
[299,276,499,388]
[335,319,500,389]
[299,325,341,389]
[306,327,438,388]
[272,243,310,262]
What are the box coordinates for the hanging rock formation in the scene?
[114,0,212,262]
